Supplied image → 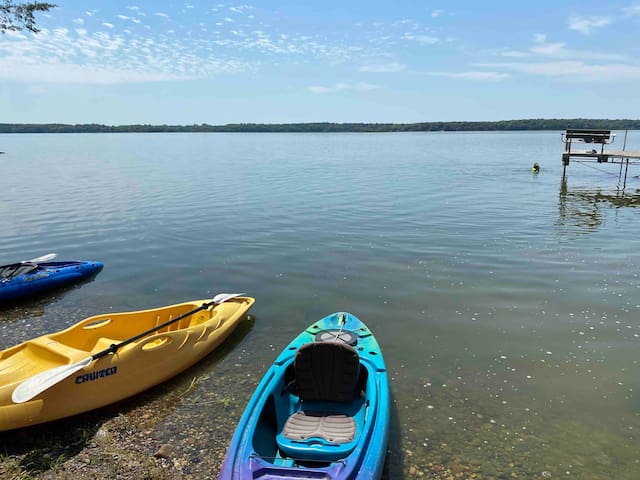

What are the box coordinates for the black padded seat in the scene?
[293,341,360,403]
[277,341,362,460]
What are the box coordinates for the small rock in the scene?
[154,443,174,459]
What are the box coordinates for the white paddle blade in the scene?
[24,253,57,263]
[12,356,93,404]
[212,292,245,304]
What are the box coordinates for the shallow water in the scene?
[1,131,639,478]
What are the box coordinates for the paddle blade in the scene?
[24,253,57,263]
[213,292,245,304]
[12,356,93,404]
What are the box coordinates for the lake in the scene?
[1,131,639,478]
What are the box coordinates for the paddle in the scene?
[24,253,57,263]
[11,292,245,404]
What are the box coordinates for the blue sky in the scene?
[1,1,640,124]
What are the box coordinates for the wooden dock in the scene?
[563,149,640,162]
[561,129,640,187]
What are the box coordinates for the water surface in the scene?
[1,131,639,478]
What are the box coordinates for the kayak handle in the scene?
[141,336,173,351]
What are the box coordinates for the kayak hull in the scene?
[0,261,104,305]
[0,296,254,431]
[220,312,389,480]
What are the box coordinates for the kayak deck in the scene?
[0,301,228,385]
[0,260,104,305]
[0,297,255,431]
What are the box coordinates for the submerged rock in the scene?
[154,444,174,459]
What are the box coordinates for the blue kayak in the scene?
[220,312,390,479]
[0,257,103,305]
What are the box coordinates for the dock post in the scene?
[622,130,629,189]
[562,153,569,179]
[624,158,629,189]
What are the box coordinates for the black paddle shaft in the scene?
[92,301,215,360]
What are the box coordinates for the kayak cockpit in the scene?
[48,303,218,352]
[251,333,372,467]
[276,341,364,462]
[0,262,38,282]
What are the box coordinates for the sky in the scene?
[1,0,640,124]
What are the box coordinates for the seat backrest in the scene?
[294,341,360,403]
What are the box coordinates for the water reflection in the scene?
[0,275,101,322]
[557,178,640,235]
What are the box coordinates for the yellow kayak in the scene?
[0,294,254,431]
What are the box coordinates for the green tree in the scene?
[1,1,56,34]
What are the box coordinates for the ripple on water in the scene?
[1,132,640,478]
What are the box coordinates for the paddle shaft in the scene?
[11,294,244,404]
[92,300,215,360]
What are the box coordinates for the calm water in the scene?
[1,132,640,478]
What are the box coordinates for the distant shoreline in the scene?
[1,119,639,134]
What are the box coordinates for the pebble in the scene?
[154,444,174,459]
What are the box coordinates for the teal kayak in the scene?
[220,312,390,479]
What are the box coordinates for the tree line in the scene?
[1,119,640,134]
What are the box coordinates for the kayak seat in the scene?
[293,341,360,403]
[0,262,38,281]
[276,341,361,461]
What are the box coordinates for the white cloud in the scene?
[532,42,566,56]
[4,30,27,40]
[354,82,380,91]
[73,18,85,25]
[103,23,114,29]
[568,16,611,35]
[498,49,529,58]
[0,59,190,84]
[533,33,546,43]
[528,39,626,61]
[308,82,380,94]
[359,62,406,73]
[477,61,640,81]
[431,9,444,18]
[230,6,254,14]
[429,71,509,81]
[0,27,248,85]
[154,13,169,19]
[403,32,439,45]
[623,5,640,16]
[309,83,347,94]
